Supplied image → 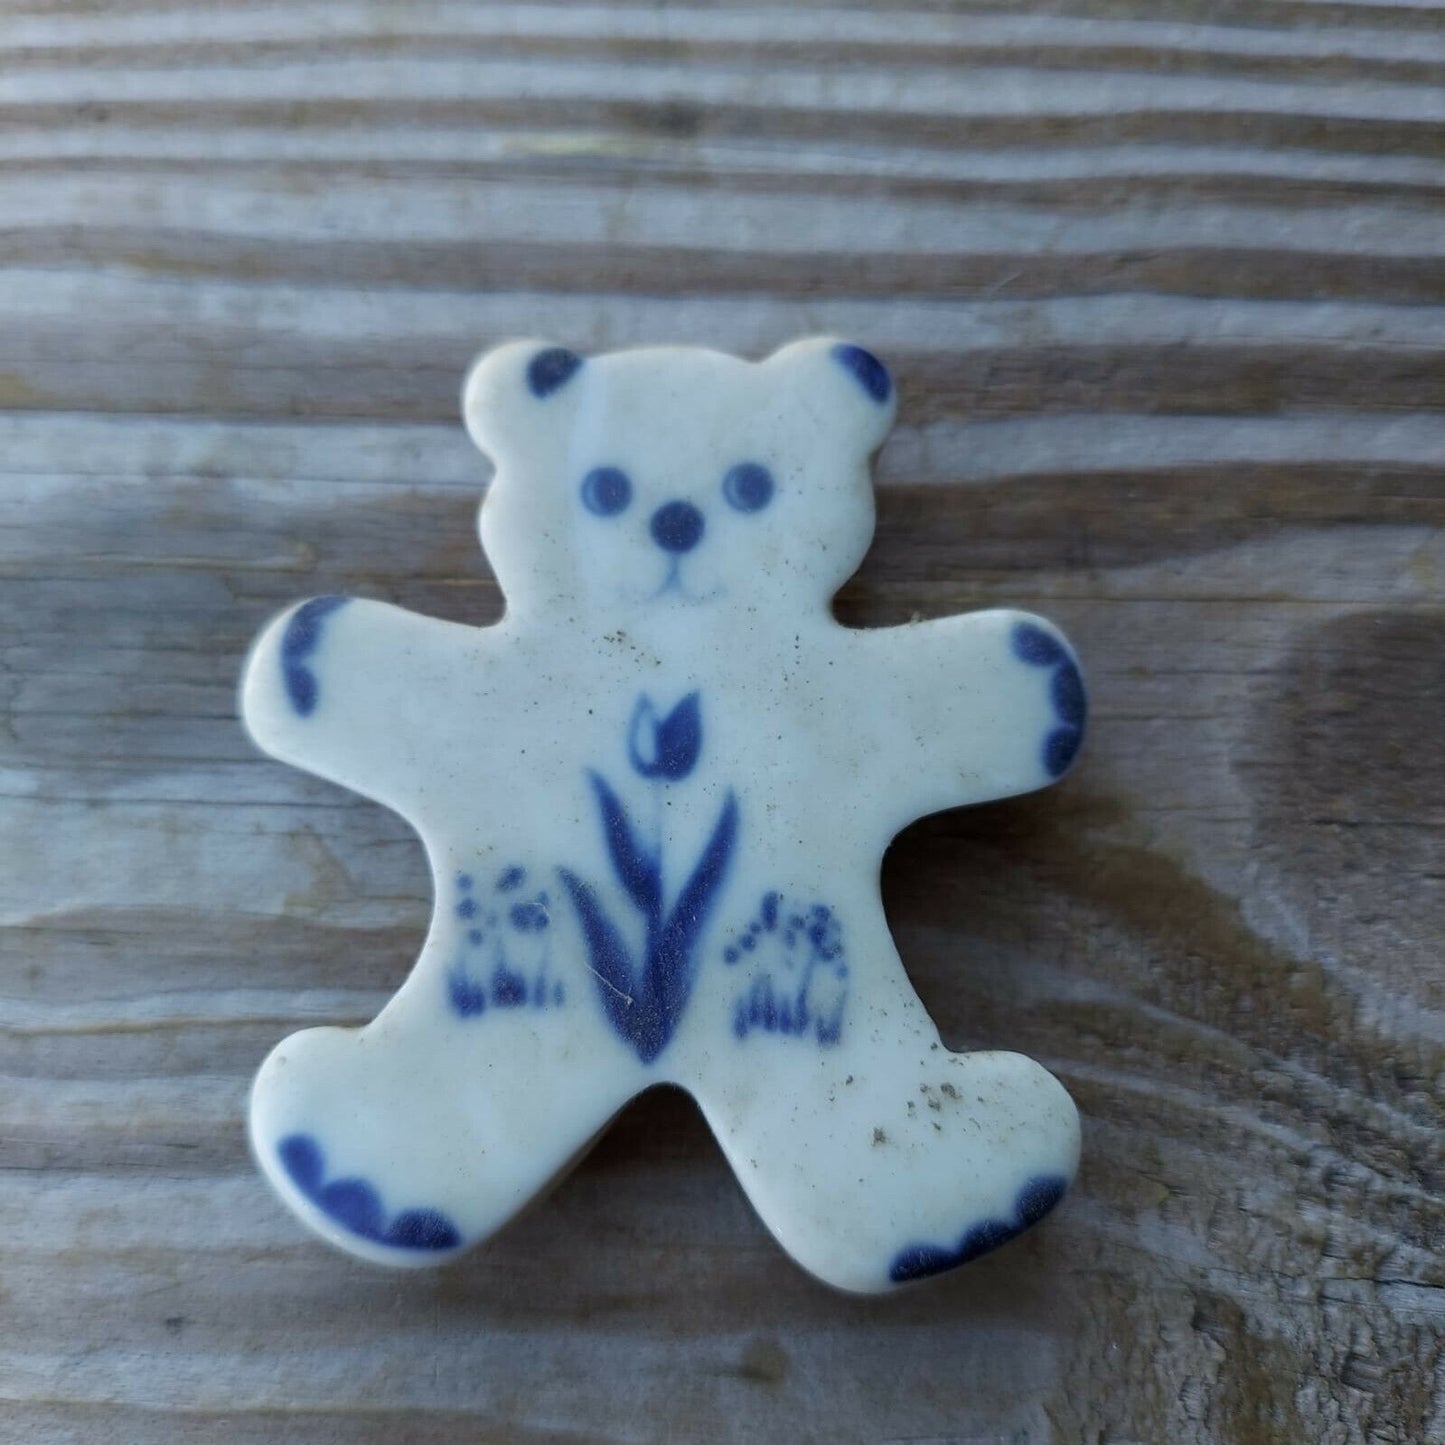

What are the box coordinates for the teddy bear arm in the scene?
[240,596,483,812]
[845,608,1087,827]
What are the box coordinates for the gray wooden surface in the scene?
[2,2,1442,1441]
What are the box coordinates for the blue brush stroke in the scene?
[558,868,642,1044]
[645,791,738,1054]
[279,596,349,716]
[726,895,848,1047]
[627,692,702,780]
[831,342,892,403]
[447,866,558,1017]
[563,689,738,1063]
[1011,620,1088,778]
[561,790,738,1063]
[527,347,583,397]
[888,1173,1068,1283]
[588,770,661,917]
[277,1132,461,1252]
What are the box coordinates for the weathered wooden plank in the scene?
[1,0,1441,1441]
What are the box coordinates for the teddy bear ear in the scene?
[764,337,898,454]
[461,339,587,459]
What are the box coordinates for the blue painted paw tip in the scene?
[280,596,348,717]
[1052,660,1087,728]
[1011,619,1064,668]
[319,1177,386,1240]
[277,1133,323,1195]
[277,1132,462,1253]
[1016,1173,1068,1228]
[831,342,892,403]
[1045,725,1083,778]
[386,1209,463,1250]
[887,1172,1070,1284]
[527,347,583,398]
[1011,621,1086,775]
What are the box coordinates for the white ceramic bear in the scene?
[241,338,1085,1292]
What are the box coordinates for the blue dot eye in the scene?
[581,467,632,517]
[723,462,774,514]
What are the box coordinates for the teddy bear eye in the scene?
[722,462,774,514]
[581,466,633,517]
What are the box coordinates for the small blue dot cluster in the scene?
[447,867,562,1017]
[725,892,847,1046]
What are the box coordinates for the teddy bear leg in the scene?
[249,1005,642,1265]
[698,1032,1080,1294]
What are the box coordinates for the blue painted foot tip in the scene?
[277,1132,462,1253]
[888,1172,1070,1284]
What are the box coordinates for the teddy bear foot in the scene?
[250,1019,644,1265]
[887,1171,1069,1283]
[274,1131,465,1256]
[700,1043,1079,1293]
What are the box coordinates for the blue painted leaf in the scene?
[643,790,739,1056]
[660,790,738,958]
[558,868,638,1041]
[587,769,660,917]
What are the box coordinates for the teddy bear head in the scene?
[461,337,897,626]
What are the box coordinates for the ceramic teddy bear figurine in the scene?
[241,338,1086,1292]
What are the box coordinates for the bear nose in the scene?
[650,499,705,554]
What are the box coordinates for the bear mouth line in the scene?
[646,558,726,605]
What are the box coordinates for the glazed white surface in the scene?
[242,337,1084,1292]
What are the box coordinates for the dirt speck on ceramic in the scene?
[240,338,1086,1292]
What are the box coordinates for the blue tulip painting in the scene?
[627,691,702,780]
[560,692,738,1063]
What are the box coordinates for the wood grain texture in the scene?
[2,0,1441,1440]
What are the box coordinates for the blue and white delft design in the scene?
[447,866,561,1017]
[723,893,848,1046]
[239,337,1087,1292]
[278,1133,461,1253]
[561,692,738,1065]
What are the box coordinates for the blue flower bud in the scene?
[627,692,702,780]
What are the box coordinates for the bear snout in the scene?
[650,499,706,554]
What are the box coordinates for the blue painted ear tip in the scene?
[527,347,584,398]
[830,342,892,403]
